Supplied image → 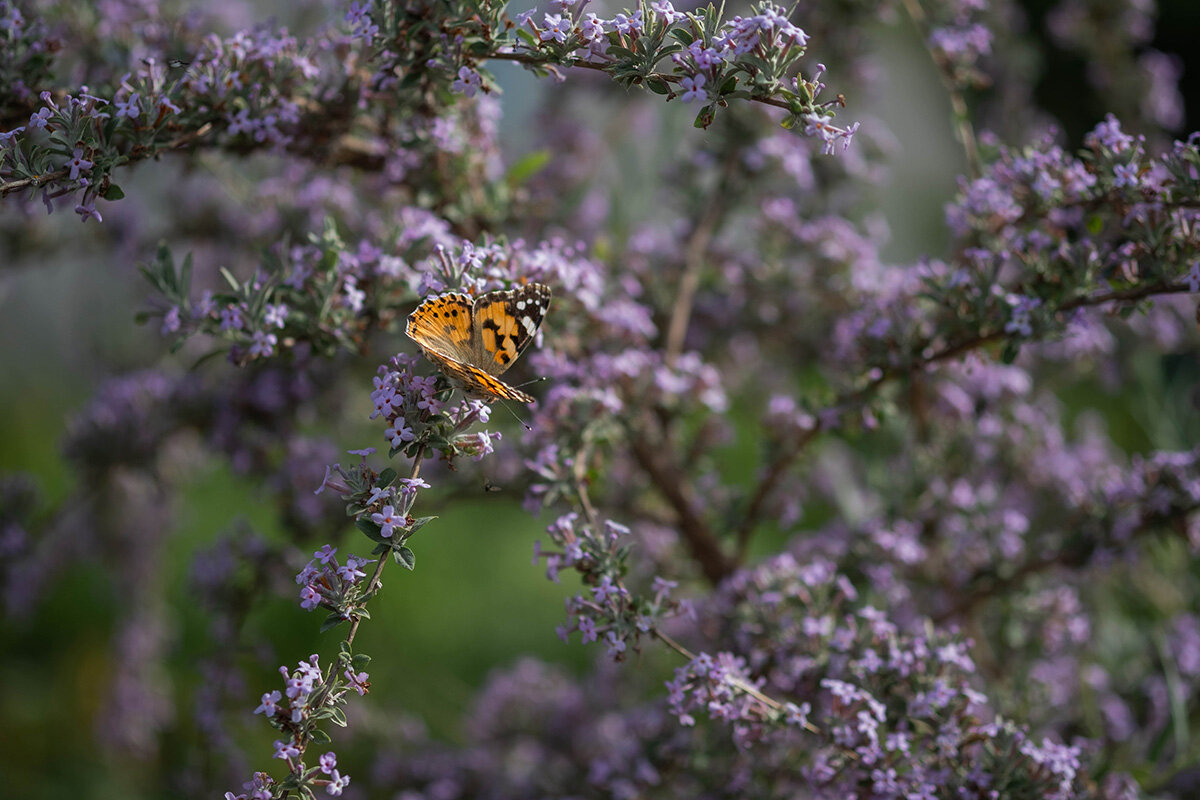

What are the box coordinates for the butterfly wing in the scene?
[422,348,536,403]
[405,292,476,364]
[470,283,553,376]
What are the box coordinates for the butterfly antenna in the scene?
[512,376,549,390]
[498,399,533,432]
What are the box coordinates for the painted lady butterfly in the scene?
[405,283,552,403]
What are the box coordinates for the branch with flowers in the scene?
[0,0,855,228]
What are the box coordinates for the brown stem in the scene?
[665,157,738,364]
[734,426,821,560]
[630,427,736,584]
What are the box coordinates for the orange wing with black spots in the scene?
[406,283,552,403]
[471,283,552,375]
[404,292,474,364]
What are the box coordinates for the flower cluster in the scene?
[235,653,362,799]
[535,511,685,659]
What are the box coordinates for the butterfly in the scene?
[405,283,552,403]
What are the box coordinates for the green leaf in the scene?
[356,518,386,542]
[351,653,372,669]
[310,728,331,744]
[669,27,694,45]
[219,266,241,291]
[180,252,193,296]
[329,707,348,727]
[693,104,716,129]
[506,150,552,187]
[320,613,347,633]
[407,515,438,536]
[646,77,670,95]
[102,183,125,200]
[377,468,397,487]
[1001,340,1020,364]
[393,546,416,570]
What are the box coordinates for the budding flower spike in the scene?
[405,283,552,404]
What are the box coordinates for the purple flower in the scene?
[679,74,707,103]
[1186,261,1200,293]
[398,477,431,494]
[264,303,289,328]
[385,420,415,446]
[371,505,401,537]
[325,770,350,796]
[539,14,572,43]
[28,107,52,129]
[344,668,370,695]
[1087,113,1135,153]
[336,559,365,583]
[66,148,93,180]
[1112,162,1140,188]
[319,752,337,775]
[651,1,681,23]
[250,330,277,358]
[611,10,643,35]
[273,739,300,760]
[580,13,605,42]
[160,306,181,335]
[74,202,103,223]
[254,690,282,716]
[452,66,483,97]
[220,304,245,331]
[299,584,321,610]
[578,616,598,643]
[115,92,141,119]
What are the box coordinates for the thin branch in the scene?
[484,51,812,114]
[665,156,738,364]
[630,426,737,584]
[345,444,426,648]
[0,122,215,196]
[734,426,820,560]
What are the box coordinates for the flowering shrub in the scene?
[3,0,1200,798]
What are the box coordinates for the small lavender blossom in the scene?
[325,770,350,796]
[66,148,93,180]
[254,690,282,716]
[371,505,401,537]
[264,303,289,328]
[452,66,483,97]
[273,739,300,760]
[250,330,277,358]
[115,92,141,119]
[679,74,707,103]
[540,14,572,44]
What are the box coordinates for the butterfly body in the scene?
[406,283,552,403]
